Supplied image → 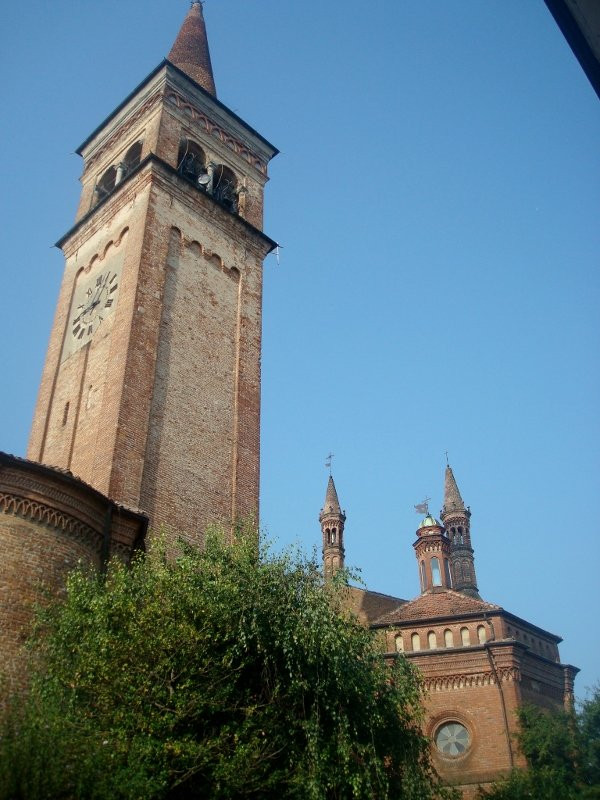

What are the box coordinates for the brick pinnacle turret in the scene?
[320,475,346,579]
[168,1,216,96]
[440,465,480,598]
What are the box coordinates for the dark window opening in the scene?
[177,139,207,186]
[122,141,142,176]
[95,166,117,204]
[212,164,238,213]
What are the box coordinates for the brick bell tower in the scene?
[440,465,480,597]
[27,2,278,545]
[320,475,346,579]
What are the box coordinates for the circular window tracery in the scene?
[435,722,470,756]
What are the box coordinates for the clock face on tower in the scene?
[71,269,119,343]
[62,254,123,361]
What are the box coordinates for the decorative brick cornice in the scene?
[0,453,147,562]
[0,491,103,553]
[84,91,162,171]
[423,665,520,692]
[166,90,267,175]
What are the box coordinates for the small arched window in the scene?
[326,528,331,544]
[411,632,421,652]
[177,139,207,185]
[212,164,238,212]
[431,557,441,587]
[444,629,454,648]
[476,625,486,644]
[331,529,336,544]
[460,627,470,646]
[428,631,437,649]
[395,634,403,653]
[458,526,464,544]
[419,561,426,591]
[95,165,117,203]
[122,141,142,176]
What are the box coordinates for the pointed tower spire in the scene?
[168,2,216,96]
[443,465,465,512]
[319,476,346,579]
[440,465,480,598]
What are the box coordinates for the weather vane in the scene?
[414,496,431,515]
[325,453,334,475]
[444,450,449,465]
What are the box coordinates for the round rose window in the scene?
[435,722,470,756]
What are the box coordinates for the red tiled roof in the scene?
[373,589,501,625]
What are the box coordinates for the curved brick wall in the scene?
[0,452,147,700]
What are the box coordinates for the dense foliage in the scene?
[0,529,455,800]
[480,688,600,799]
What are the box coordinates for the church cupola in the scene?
[440,465,480,598]
[320,476,346,579]
[168,1,216,96]
[414,513,452,593]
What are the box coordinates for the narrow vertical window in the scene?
[420,561,426,591]
[428,631,437,649]
[395,634,403,653]
[460,627,470,646]
[431,557,441,586]
[444,558,452,587]
[411,632,421,651]
[477,625,486,644]
[444,628,454,648]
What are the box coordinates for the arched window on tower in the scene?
[444,628,454,648]
[411,632,421,652]
[122,140,142,176]
[326,528,331,544]
[331,528,336,544]
[177,139,207,186]
[212,164,239,213]
[460,627,470,646]
[395,634,403,653]
[431,557,442,587]
[477,625,487,644]
[458,526,464,544]
[419,561,426,591]
[428,631,437,649]
[94,165,117,205]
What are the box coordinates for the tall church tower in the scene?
[27,3,278,544]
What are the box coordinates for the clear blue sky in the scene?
[1,2,599,697]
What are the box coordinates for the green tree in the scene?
[0,529,455,800]
[479,687,600,800]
